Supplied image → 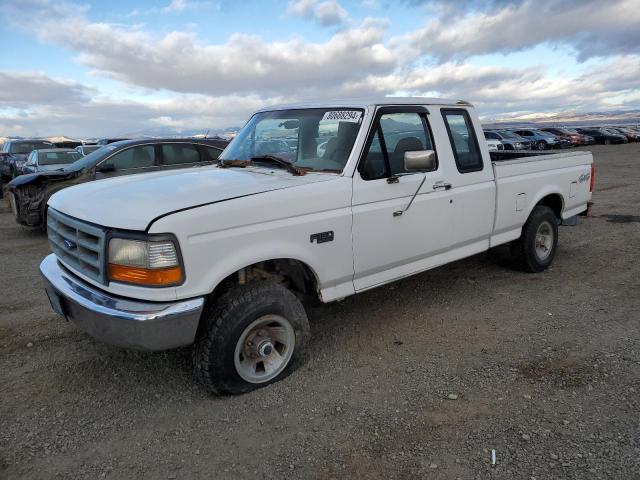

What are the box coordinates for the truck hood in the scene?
[48,165,336,231]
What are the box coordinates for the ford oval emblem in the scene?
[63,239,77,250]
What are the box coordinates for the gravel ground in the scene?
[1,143,639,480]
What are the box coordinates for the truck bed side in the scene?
[490,150,593,247]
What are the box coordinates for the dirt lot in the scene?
[1,143,639,480]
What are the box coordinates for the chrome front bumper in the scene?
[39,254,204,351]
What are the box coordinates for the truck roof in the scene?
[257,97,472,112]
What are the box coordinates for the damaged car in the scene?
[7,137,228,230]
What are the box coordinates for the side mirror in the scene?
[97,163,115,173]
[404,150,436,172]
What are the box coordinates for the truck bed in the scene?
[490,149,578,162]
[489,150,593,247]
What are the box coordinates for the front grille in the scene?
[47,208,107,284]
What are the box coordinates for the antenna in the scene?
[204,129,210,139]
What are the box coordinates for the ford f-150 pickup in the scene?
[39,98,594,394]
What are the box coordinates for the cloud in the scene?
[287,0,349,26]
[0,75,282,137]
[409,0,640,62]
[0,71,93,106]
[339,54,640,114]
[3,53,639,137]
[164,0,188,12]
[16,6,395,97]
[1,0,640,137]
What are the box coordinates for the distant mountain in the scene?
[482,109,640,128]
[118,126,241,140]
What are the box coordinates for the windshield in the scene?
[220,108,364,172]
[10,141,53,154]
[497,130,521,139]
[81,145,101,154]
[39,151,83,165]
[65,143,119,172]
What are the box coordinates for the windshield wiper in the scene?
[250,155,306,176]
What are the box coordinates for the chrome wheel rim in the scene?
[234,315,295,383]
[535,221,554,260]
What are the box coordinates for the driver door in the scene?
[351,107,456,291]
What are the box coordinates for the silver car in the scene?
[22,148,83,175]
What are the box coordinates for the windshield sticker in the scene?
[321,110,362,123]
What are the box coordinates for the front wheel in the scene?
[193,281,310,395]
[510,205,559,273]
[536,141,547,150]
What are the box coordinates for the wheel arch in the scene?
[529,191,564,220]
[204,257,322,307]
[535,193,563,219]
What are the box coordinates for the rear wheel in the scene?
[193,281,310,395]
[510,205,558,273]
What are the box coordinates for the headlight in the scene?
[107,237,183,286]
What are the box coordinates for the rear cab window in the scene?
[441,109,483,173]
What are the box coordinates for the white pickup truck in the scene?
[40,98,594,394]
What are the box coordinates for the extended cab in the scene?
[39,98,594,394]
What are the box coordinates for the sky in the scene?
[0,0,639,137]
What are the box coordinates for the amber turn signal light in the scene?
[108,263,183,286]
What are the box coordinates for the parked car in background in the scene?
[0,139,54,179]
[483,130,532,150]
[22,149,83,175]
[558,128,596,145]
[575,128,628,145]
[7,137,228,230]
[52,141,83,149]
[485,137,504,151]
[607,127,640,142]
[540,127,586,146]
[97,138,130,145]
[75,144,102,156]
[511,129,568,150]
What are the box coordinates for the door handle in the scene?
[432,181,452,191]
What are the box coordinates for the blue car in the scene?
[511,129,566,150]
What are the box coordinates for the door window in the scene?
[360,112,435,180]
[441,110,483,173]
[161,143,201,165]
[102,145,155,171]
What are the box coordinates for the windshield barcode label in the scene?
[322,110,362,123]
